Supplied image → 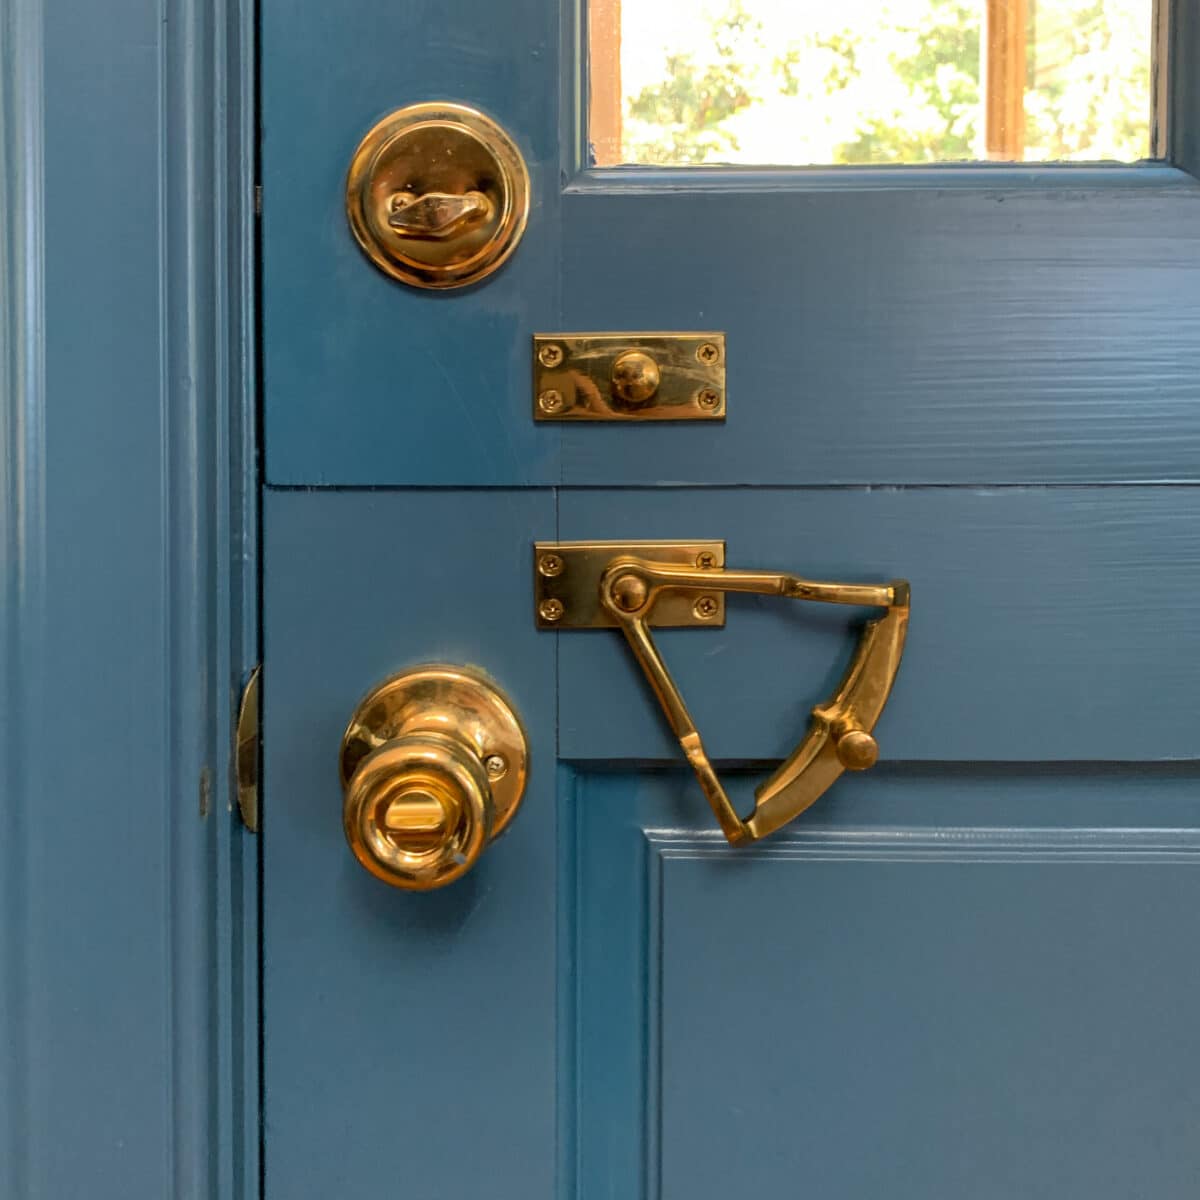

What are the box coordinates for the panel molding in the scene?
[648,825,1200,864]
[642,823,1200,1200]
[567,768,1200,1200]
[0,2,46,1194]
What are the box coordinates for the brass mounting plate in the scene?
[533,333,726,421]
[534,541,726,628]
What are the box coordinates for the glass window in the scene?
[589,0,1156,166]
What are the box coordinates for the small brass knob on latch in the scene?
[610,350,662,407]
[339,665,528,890]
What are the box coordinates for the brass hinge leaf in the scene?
[235,664,261,833]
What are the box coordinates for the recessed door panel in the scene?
[568,770,1200,1200]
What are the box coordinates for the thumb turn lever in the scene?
[387,189,493,239]
[535,542,910,845]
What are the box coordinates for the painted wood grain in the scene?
[262,488,560,1200]
[560,183,1200,485]
[556,486,1200,761]
[262,0,1200,489]
[0,0,257,1196]
[261,0,562,487]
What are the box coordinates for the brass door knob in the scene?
[339,665,528,890]
[345,102,529,290]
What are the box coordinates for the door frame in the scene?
[1,0,258,1196]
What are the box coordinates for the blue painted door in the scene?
[260,3,1200,1197]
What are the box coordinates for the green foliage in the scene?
[1024,0,1150,161]
[834,0,981,163]
[620,0,1150,166]
[624,3,760,164]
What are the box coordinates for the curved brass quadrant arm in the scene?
[598,557,910,845]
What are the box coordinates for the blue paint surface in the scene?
[257,2,1200,1197]
[262,490,559,1198]
[260,0,562,486]
[569,769,1200,1200]
[8,0,1200,1194]
[1,0,257,1197]
[556,487,1200,762]
[262,0,1200,490]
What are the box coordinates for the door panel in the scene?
[263,4,1200,490]
[262,490,558,1196]
[260,0,560,487]
[557,487,1200,762]
[559,183,1200,486]
[569,772,1200,1200]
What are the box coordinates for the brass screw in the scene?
[539,598,565,622]
[696,551,717,569]
[697,342,720,366]
[538,552,565,577]
[538,389,564,415]
[538,344,564,368]
[693,595,719,620]
[485,754,508,780]
[697,388,720,411]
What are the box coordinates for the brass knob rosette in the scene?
[339,665,528,890]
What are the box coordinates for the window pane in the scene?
[589,0,1155,166]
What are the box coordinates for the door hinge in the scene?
[235,664,262,833]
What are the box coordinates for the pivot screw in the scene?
[538,598,564,622]
[696,551,717,568]
[538,389,564,415]
[538,344,564,368]
[693,595,719,620]
[835,729,879,771]
[696,388,720,411]
[538,552,565,578]
[611,573,649,613]
[697,342,720,366]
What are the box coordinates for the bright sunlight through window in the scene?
[589,0,1156,166]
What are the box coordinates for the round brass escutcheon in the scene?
[610,350,661,406]
[339,665,528,890]
[345,102,530,290]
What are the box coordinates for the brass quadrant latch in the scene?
[535,542,910,845]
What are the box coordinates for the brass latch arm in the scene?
[594,556,910,845]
